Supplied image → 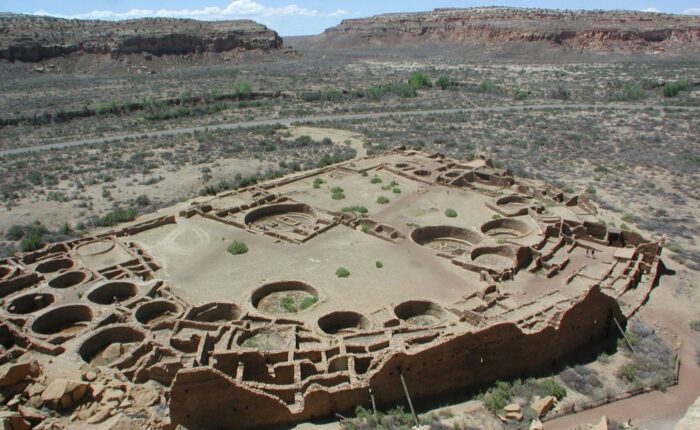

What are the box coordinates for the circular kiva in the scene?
[237,329,289,351]
[480,218,531,239]
[187,302,242,323]
[48,270,89,289]
[411,226,482,253]
[394,162,410,169]
[78,325,146,367]
[442,170,463,178]
[317,311,372,335]
[86,281,139,305]
[7,293,55,315]
[35,258,75,274]
[31,304,93,336]
[394,300,447,327]
[412,169,431,177]
[135,300,183,326]
[496,195,531,207]
[251,281,319,315]
[470,245,519,271]
[244,203,317,233]
[75,239,115,257]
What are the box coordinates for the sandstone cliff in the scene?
[0,13,283,62]
[315,7,700,54]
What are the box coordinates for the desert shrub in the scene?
[408,72,432,89]
[377,196,390,204]
[5,225,24,241]
[299,296,318,310]
[280,296,297,313]
[312,177,325,188]
[58,223,71,235]
[227,241,248,255]
[232,80,252,99]
[609,81,645,101]
[617,364,638,384]
[436,76,453,90]
[690,320,700,332]
[134,194,151,207]
[560,365,603,397]
[375,261,383,269]
[535,379,567,400]
[478,380,512,413]
[370,175,382,184]
[341,206,368,214]
[663,81,689,98]
[95,208,136,227]
[336,267,350,278]
[477,79,497,93]
[331,186,345,200]
[27,170,42,186]
[549,85,571,100]
[514,87,529,100]
[392,187,401,194]
[445,208,458,218]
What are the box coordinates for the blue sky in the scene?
[1,1,699,36]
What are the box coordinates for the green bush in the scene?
[336,267,350,278]
[232,80,252,99]
[609,81,645,101]
[370,175,382,184]
[689,320,700,332]
[312,177,325,189]
[445,208,458,218]
[535,379,567,400]
[280,296,297,313]
[375,261,383,269]
[299,296,318,310]
[377,196,390,204]
[436,76,453,90]
[617,364,638,383]
[477,79,497,93]
[95,208,136,227]
[478,381,512,413]
[227,241,249,255]
[663,81,689,98]
[392,187,401,194]
[514,88,529,100]
[331,186,345,200]
[341,206,368,214]
[408,72,432,89]
[5,225,24,241]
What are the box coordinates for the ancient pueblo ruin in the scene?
[0,148,663,429]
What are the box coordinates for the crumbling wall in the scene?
[170,286,622,430]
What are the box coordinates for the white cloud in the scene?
[34,0,348,21]
[682,8,700,15]
[641,8,659,13]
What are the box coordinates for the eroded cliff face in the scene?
[317,8,700,54]
[0,14,283,62]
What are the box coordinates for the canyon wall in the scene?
[316,8,700,54]
[0,14,283,62]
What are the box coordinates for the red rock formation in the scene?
[315,7,700,54]
[0,14,283,62]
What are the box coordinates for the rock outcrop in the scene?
[0,13,283,62]
[314,7,700,54]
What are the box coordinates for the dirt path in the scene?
[3,103,699,156]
